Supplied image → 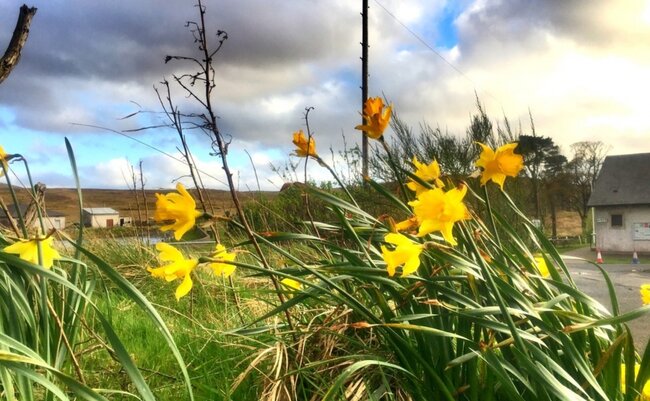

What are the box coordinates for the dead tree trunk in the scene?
[0,5,37,85]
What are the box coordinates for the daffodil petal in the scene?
[385,232,414,247]
[156,242,184,261]
[401,255,421,277]
[3,237,60,269]
[175,273,193,300]
[641,284,650,305]
[154,184,201,240]
[356,97,391,139]
[418,219,442,237]
[440,222,457,246]
[475,142,523,188]
[3,240,32,256]
[281,278,302,291]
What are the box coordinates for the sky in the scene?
[1,0,650,190]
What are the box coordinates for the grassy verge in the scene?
[600,254,646,265]
[554,243,590,253]
[560,246,648,265]
[73,236,271,400]
[84,295,255,399]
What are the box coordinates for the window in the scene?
[611,214,623,228]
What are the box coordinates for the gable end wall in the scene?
[594,205,650,252]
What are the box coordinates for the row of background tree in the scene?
[366,99,608,238]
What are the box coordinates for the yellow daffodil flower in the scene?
[148,242,199,300]
[534,255,550,278]
[406,157,444,195]
[0,145,8,177]
[394,216,418,232]
[620,363,650,399]
[409,186,470,246]
[355,97,392,139]
[280,278,302,298]
[475,142,524,189]
[641,284,650,305]
[3,236,60,269]
[154,183,202,241]
[281,277,302,291]
[381,232,423,277]
[292,130,317,157]
[209,243,237,278]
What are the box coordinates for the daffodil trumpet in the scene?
[292,130,318,158]
[475,142,524,190]
[154,183,203,241]
[403,185,471,246]
[355,97,392,140]
[405,157,445,196]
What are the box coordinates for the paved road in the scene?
[562,256,650,352]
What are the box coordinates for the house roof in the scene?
[82,207,119,215]
[588,153,650,207]
[0,203,65,218]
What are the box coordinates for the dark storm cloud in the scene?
[1,1,190,81]
[0,77,55,110]
[0,0,358,81]
[212,1,358,67]
[0,0,359,133]
[0,0,192,130]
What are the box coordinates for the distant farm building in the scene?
[588,153,650,253]
[82,208,131,228]
[0,203,66,231]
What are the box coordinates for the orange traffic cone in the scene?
[632,251,640,264]
[596,249,604,264]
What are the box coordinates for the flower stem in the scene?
[302,108,320,238]
[193,0,294,331]
[482,185,501,246]
[380,138,409,204]
[314,155,359,208]
[20,156,45,234]
[1,159,27,237]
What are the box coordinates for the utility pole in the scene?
[361,0,369,179]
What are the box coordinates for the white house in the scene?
[42,210,66,230]
[588,153,650,253]
[82,207,130,228]
[0,203,66,231]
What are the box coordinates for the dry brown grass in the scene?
[0,186,271,224]
[1,185,585,237]
[550,210,583,236]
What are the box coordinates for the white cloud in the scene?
[370,0,650,157]
[393,2,424,24]
[2,0,650,191]
[85,158,136,188]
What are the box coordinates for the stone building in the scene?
[588,153,650,253]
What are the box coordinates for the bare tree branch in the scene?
[0,5,37,85]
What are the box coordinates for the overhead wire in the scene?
[372,0,504,107]
[65,3,503,192]
[71,123,229,187]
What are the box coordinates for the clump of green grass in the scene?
[200,131,650,401]
[74,232,314,401]
[80,291,259,401]
[0,141,194,401]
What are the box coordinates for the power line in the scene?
[372,0,503,107]
[71,123,229,187]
